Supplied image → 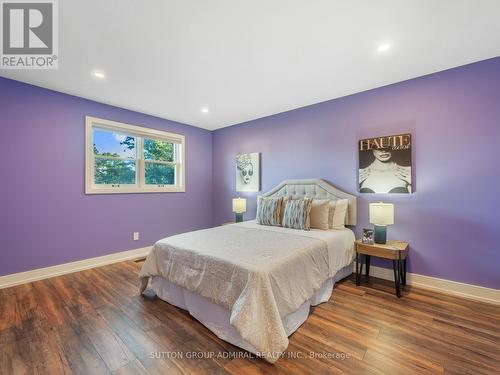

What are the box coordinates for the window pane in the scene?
[93,129,136,159]
[145,162,175,185]
[95,159,136,184]
[144,138,174,162]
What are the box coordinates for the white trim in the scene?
[363,265,500,306]
[0,246,151,290]
[85,116,186,194]
[87,116,185,143]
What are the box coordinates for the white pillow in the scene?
[329,199,349,228]
[309,199,330,230]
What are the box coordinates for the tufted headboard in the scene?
[260,179,357,226]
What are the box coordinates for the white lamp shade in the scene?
[369,202,394,226]
[232,198,247,213]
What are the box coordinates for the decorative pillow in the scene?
[282,198,313,230]
[256,197,283,226]
[329,199,349,228]
[279,196,291,223]
[309,199,330,230]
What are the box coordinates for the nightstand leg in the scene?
[402,258,407,286]
[356,253,363,286]
[392,260,401,298]
[398,258,403,285]
[398,251,406,289]
[355,252,358,285]
[365,255,371,278]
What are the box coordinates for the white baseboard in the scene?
[0,246,151,290]
[365,265,500,306]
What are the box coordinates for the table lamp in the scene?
[232,197,247,223]
[369,202,394,244]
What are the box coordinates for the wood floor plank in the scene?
[363,348,441,375]
[1,261,499,375]
[377,324,500,374]
[12,283,38,323]
[225,357,288,375]
[135,355,185,375]
[431,318,500,349]
[90,268,163,331]
[112,359,150,375]
[0,328,30,375]
[0,287,21,331]
[56,322,111,375]
[284,332,385,375]
[78,310,136,371]
[309,310,444,374]
[31,279,74,327]
[97,306,163,361]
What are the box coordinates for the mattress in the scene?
[150,263,353,355]
[140,221,355,361]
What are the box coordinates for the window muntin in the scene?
[85,116,185,194]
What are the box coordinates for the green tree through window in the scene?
[120,136,175,185]
[93,144,136,184]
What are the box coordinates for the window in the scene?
[85,116,185,194]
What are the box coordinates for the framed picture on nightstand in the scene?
[362,228,374,244]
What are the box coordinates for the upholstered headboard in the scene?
[260,179,357,226]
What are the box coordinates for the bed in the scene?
[139,179,357,363]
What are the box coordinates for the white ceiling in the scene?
[2,0,500,130]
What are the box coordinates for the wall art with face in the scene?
[236,153,260,192]
[359,134,412,194]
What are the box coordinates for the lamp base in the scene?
[374,225,387,244]
[235,213,243,223]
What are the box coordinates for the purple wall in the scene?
[2,58,499,289]
[0,78,213,276]
[212,57,500,289]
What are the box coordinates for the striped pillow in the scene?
[256,197,283,226]
[282,198,313,230]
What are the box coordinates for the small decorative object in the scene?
[369,202,394,244]
[232,197,247,223]
[362,228,374,244]
[236,153,260,192]
[359,134,412,194]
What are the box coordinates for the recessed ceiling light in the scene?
[92,70,106,80]
[201,107,210,114]
[377,43,392,53]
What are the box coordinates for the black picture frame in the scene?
[362,228,374,244]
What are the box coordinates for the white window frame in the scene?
[85,116,185,194]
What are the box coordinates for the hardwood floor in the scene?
[1,260,499,375]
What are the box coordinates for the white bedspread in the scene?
[139,221,354,362]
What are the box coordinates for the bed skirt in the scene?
[149,263,353,355]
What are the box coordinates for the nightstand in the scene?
[355,239,409,298]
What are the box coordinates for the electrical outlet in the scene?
[133,232,139,241]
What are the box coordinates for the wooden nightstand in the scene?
[355,239,409,298]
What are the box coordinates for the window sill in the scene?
[85,187,185,194]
